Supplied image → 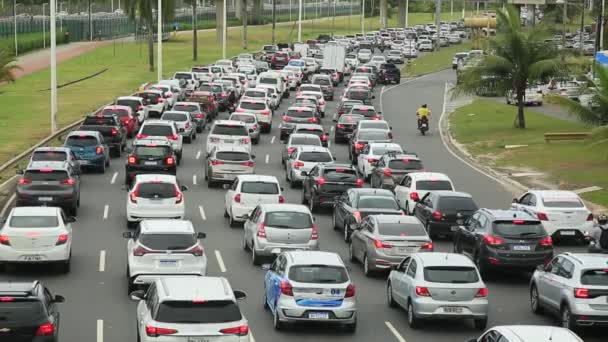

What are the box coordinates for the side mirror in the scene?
[66,216,77,223]
[301,171,309,177]
[180,185,189,191]
[280,187,285,191]
[233,290,247,300]
[126,147,133,154]
[197,232,207,239]
[251,155,256,159]
[53,295,65,303]
[512,198,519,204]
[536,264,545,272]
[122,231,134,239]
[222,184,231,190]
[16,169,24,175]
[130,290,145,301]
[261,264,272,271]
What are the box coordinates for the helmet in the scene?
[598,214,608,225]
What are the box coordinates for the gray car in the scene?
[349,215,433,276]
[229,112,261,144]
[387,252,489,330]
[243,204,319,264]
[281,133,322,167]
[205,146,255,187]
[529,252,608,332]
[160,111,196,143]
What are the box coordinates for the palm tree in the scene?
[184,0,198,61]
[454,6,563,128]
[0,50,22,83]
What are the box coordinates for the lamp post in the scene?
[51,0,58,133]
[361,0,365,34]
[298,0,302,42]
[13,1,19,56]
[157,0,163,81]
[222,0,226,58]
[43,3,47,49]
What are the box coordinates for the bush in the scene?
[0,31,67,57]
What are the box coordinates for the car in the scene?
[116,96,148,123]
[205,146,255,187]
[123,219,207,292]
[357,48,372,62]
[452,52,469,70]
[467,325,583,342]
[133,89,166,118]
[387,252,489,329]
[511,190,594,243]
[333,188,404,242]
[224,175,284,227]
[294,95,322,119]
[336,99,364,117]
[100,105,138,138]
[403,45,419,58]
[172,102,207,133]
[279,106,318,141]
[343,86,374,105]
[243,204,319,264]
[386,50,404,64]
[271,51,290,69]
[221,75,244,96]
[187,90,220,120]
[311,74,335,100]
[334,114,365,143]
[80,113,127,157]
[0,280,65,341]
[161,111,197,143]
[285,146,334,188]
[173,71,199,94]
[418,39,434,51]
[350,215,433,276]
[0,206,74,272]
[370,154,424,190]
[356,119,391,136]
[158,79,185,101]
[206,120,252,156]
[529,253,608,332]
[257,84,281,109]
[126,174,187,228]
[454,209,554,276]
[263,251,357,332]
[199,83,231,112]
[280,69,298,90]
[395,172,455,215]
[215,79,239,104]
[448,33,462,44]
[136,120,183,163]
[29,147,81,176]
[281,133,322,166]
[414,190,478,239]
[125,138,177,186]
[292,124,328,147]
[235,99,272,132]
[506,87,544,106]
[229,112,261,144]
[63,130,110,173]
[242,88,272,110]
[349,129,392,162]
[379,63,401,84]
[349,104,382,120]
[299,90,327,116]
[216,59,235,73]
[130,276,249,342]
[301,163,363,212]
[149,84,178,108]
[356,142,403,179]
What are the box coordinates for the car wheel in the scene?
[289,176,297,189]
[58,254,71,273]
[273,305,284,330]
[530,284,543,314]
[475,254,488,278]
[192,133,197,141]
[185,136,192,144]
[363,255,373,277]
[263,289,269,310]
[332,210,339,231]
[387,282,397,308]
[196,126,203,133]
[69,204,78,217]
[207,180,214,188]
[474,318,487,330]
[229,210,238,228]
[425,221,434,239]
[561,305,577,331]
[407,301,420,329]
[127,220,137,229]
[309,193,316,213]
[344,223,351,242]
[251,246,261,265]
[405,202,410,215]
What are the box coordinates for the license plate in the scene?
[513,245,531,251]
[38,197,53,202]
[443,307,463,313]
[560,231,575,236]
[451,226,459,231]
[309,312,329,319]
[79,160,89,165]
[23,255,42,261]
[188,338,210,342]
[159,260,177,266]
[144,161,158,165]
[456,219,464,225]
[396,247,410,253]
[224,140,235,144]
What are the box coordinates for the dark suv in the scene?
[412,190,478,239]
[453,209,554,276]
[80,113,127,157]
[379,63,401,84]
[0,281,65,342]
[125,139,177,186]
[301,163,363,212]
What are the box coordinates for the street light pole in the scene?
[50,0,58,133]
[89,0,92,41]
[157,0,163,81]
[405,0,409,27]
[272,0,276,44]
[298,0,302,42]
[435,0,441,51]
[361,0,365,34]
[13,0,17,56]
[43,3,47,49]
[601,0,606,50]
[222,0,226,58]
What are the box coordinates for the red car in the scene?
[271,51,290,69]
[100,105,138,138]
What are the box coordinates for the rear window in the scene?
[323,168,358,182]
[134,146,170,158]
[371,146,401,155]
[117,99,139,108]
[216,151,250,161]
[101,109,129,118]
[230,114,256,123]
[493,221,545,238]
[359,131,389,141]
[351,108,377,117]
[290,136,321,146]
[0,301,46,324]
[287,109,314,118]
[9,216,59,228]
[388,159,423,170]
[240,102,266,110]
[141,125,173,136]
[265,211,313,229]
[360,122,387,130]
[339,115,364,124]
[416,180,453,191]
[423,266,479,283]
[83,117,115,125]
[541,198,584,208]
[581,269,608,285]
[437,197,478,211]
[288,265,349,284]
[300,86,319,92]
[174,73,192,80]
[155,300,242,324]
[245,91,266,98]
[138,93,159,103]
[358,196,399,210]
[299,152,332,162]
[211,124,248,136]
[24,170,68,181]
[173,104,198,112]
[241,181,279,194]
[139,233,195,250]
[32,151,67,162]
[161,113,188,122]
[259,77,277,84]
[136,182,176,199]
[314,78,331,85]
[378,222,427,236]
[295,129,323,138]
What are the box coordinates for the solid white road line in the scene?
[199,205,207,220]
[271,136,276,144]
[385,321,407,342]
[249,330,256,342]
[103,205,109,220]
[215,250,227,272]
[193,174,197,185]
[99,250,106,272]
[379,72,436,114]
[196,150,201,159]
[97,319,103,342]
[110,172,118,184]
[0,193,16,218]
[265,154,269,164]
[328,141,332,148]
[330,126,334,132]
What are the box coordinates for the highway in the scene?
[2,67,600,342]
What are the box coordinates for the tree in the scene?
[454,6,563,128]
[185,0,198,61]
[0,50,22,83]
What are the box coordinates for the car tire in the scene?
[229,210,238,228]
[251,246,261,266]
[224,208,229,218]
[474,318,487,330]
[69,204,77,217]
[301,189,308,204]
[127,220,137,229]
[253,137,260,145]
[363,255,374,277]
[196,126,203,133]
[475,254,488,278]
[58,254,71,273]
[207,180,214,188]
[407,301,420,329]
[273,305,284,330]
[530,284,543,314]
[344,223,351,242]
[561,305,577,331]
[332,210,339,231]
[242,234,249,251]
[263,289,269,310]
[405,202,410,215]
[387,282,397,308]
[185,136,192,144]
[192,133,197,141]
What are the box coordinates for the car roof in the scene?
[352,104,376,110]
[285,251,345,267]
[416,252,475,267]
[494,326,582,342]
[140,219,194,234]
[0,281,39,294]
[34,146,71,153]
[428,190,471,198]
[409,172,451,181]
[10,206,60,217]
[529,190,581,199]
[117,96,143,101]
[156,276,235,302]
[259,203,310,213]
[142,119,173,126]
[371,214,421,224]
[26,161,69,171]
[67,130,102,138]
[134,174,177,183]
[102,105,131,111]
[562,253,608,268]
[288,133,321,141]
[236,174,279,182]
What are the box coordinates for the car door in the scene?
[138,283,156,332]
[244,206,261,245]
[395,175,412,209]
[391,256,411,306]
[356,144,371,173]
[469,213,489,256]
[371,158,386,187]
[43,287,60,329]
[334,192,349,228]
[536,256,560,309]
[546,257,574,310]
[225,178,238,211]
[351,218,371,260]
[459,213,481,256]
[404,258,418,299]
[98,136,109,161]
[414,192,433,225]
[266,256,286,310]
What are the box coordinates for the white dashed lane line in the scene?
[103,205,109,220]
[97,319,103,342]
[110,172,118,184]
[270,136,276,144]
[214,250,227,273]
[265,154,269,164]
[385,321,407,342]
[196,150,201,159]
[198,205,206,220]
[99,250,106,272]
[193,174,197,185]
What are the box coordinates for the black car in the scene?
[125,139,177,186]
[80,113,127,157]
[332,188,404,242]
[413,191,478,239]
[334,114,364,143]
[379,63,401,84]
[0,281,65,342]
[453,209,554,276]
[349,128,392,163]
[302,163,363,212]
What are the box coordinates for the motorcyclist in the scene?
[588,214,608,253]
[416,104,431,129]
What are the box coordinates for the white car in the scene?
[257,84,281,109]
[394,172,455,214]
[280,70,298,90]
[235,99,272,133]
[403,46,418,58]
[357,48,372,62]
[126,174,187,228]
[124,219,207,292]
[149,84,177,108]
[283,66,305,85]
[356,119,391,134]
[510,190,594,240]
[242,88,271,107]
[116,96,149,123]
[229,112,261,144]
[299,90,326,115]
[237,64,258,85]
[206,120,252,155]
[160,110,197,143]
[418,39,434,51]
[356,142,403,179]
[136,120,183,162]
[224,175,284,227]
[286,146,334,187]
[370,55,387,69]
[173,71,199,93]
[215,59,235,73]
[448,33,462,44]
[0,206,73,273]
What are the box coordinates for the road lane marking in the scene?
[193,174,197,185]
[385,321,406,342]
[265,154,269,164]
[330,126,334,132]
[103,205,109,220]
[110,172,118,184]
[328,141,331,148]
[196,150,201,159]
[271,136,276,144]
[0,193,16,218]
[250,330,256,342]
[97,319,103,342]
[199,205,207,220]
[99,250,106,272]
[215,250,227,272]
[379,73,436,114]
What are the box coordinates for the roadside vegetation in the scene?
[404,41,472,76]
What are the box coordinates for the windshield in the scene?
[314,78,331,85]
[83,117,115,126]
[287,109,314,118]
[416,180,453,191]
[139,233,195,250]
[134,146,170,158]
[174,73,192,80]
[240,102,267,110]
[23,170,68,182]
[135,182,176,199]
[359,131,389,141]
[347,90,372,100]
[101,108,129,118]
[437,197,478,211]
[161,113,188,122]
[358,196,399,209]
[66,136,98,147]
[423,266,480,283]
[117,99,140,109]
[288,265,349,284]
[216,151,250,161]
[324,168,358,182]
[360,122,388,130]
[141,125,172,136]
[211,124,248,136]
[581,269,608,285]
[378,222,427,236]
[155,300,242,324]
[9,216,59,228]
[371,146,401,155]
[245,91,266,98]
[230,114,256,123]
[259,77,277,84]
[290,136,321,146]
[494,221,545,237]
[0,301,46,324]
[388,159,423,170]
[265,211,313,229]
[299,152,332,162]
[32,151,67,162]
[241,181,279,194]
[300,85,320,92]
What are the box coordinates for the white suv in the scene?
[394,172,455,214]
[126,174,188,228]
[206,120,252,155]
[224,175,284,227]
[124,219,207,292]
[136,120,183,163]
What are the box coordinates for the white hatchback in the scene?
[126,174,187,228]
[206,120,252,155]
[224,175,284,227]
[394,172,455,214]
[0,206,73,273]
[356,142,403,179]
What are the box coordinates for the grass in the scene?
[404,41,472,76]
[1,31,68,56]
[450,99,608,207]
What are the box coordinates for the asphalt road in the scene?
[2,65,600,342]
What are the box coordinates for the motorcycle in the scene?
[418,116,429,135]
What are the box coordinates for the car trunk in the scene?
[239,182,280,206]
[79,125,120,143]
[359,208,403,219]
[0,301,47,342]
[380,238,430,256]
[5,227,63,251]
[543,208,590,227]
[212,159,253,175]
[427,284,480,302]
[20,170,70,193]
[265,225,313,244]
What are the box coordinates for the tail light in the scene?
[61,178,76,185]
[483,235,506,246]
[252,124,259,131]
[240,137,250,144]
[166,93,173,98]
[220,325,249,336]
[354,143,364,150]
[133,245,151,256]
[353,211,362,223]
[129,185,139,204]
[128,155,137,164]
[145,325,177,337]
[185,122,190,129]
[383,169,393,177]
[280,280,293,296]
[321,134,328,141]
[234,194,241,203]
[195,113,204,118]
[311,224,318,240]
[189,245,204,256]
[475,288,488,298]
[235,108,246,112]
[211,160,224,166]
[287,147,296,154]
[536,212,548,221]
[136,134,148,139]
[257,222,267,238]
[373,239,392,249]
[307,117,318,123]
[586,213,594,221]
[278,195,285,203]
[35,323,55,336]
[174,186,183,204]
[283,116,292,122]
[111,128,118,135]
[166,157,175,166]
[367,157,378,163]
[96,146,103,155]
[539,236,553,247]
[157,97,164,103]
[167,134,178,141]
[56,234,69,246]
[345,284,356,298]
[574,288,590,298]
[137,105,143,111]
[0,235,10,246]
[336,124,345,128]
[420,242,433,250]
[356,179,364,187]
[316,178,326,185]
[293,161,305,169]
[242,161,255,167]
[18,178,32,185]
[432,211,443,221]
[415,286,431,297]
[260,110,271,115]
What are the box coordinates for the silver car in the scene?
[229,112,261,144]
[349,215,433,276]
[205,146,255,187]
[467,325,583,342]
[285,146,334,188]
[387,252,489,330]
[529,252,608,331]
[281,133,322,166]
[243,204,319,264]
[160,111,196,143]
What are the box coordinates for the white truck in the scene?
[322,45,346,80]
[293,43,309,59]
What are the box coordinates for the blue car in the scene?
[64,131,110,173]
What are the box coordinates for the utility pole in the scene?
[242,0,247,49]
[405,0,409,27]
[13,0,17,56]
[272,0,276,44]
[601,0,606,50]
[298,0,302,42]
[580,2,584,55]
[435,0,441,51]
[450,0,453,21]
[157,0,162,81]
[361,0,365,34]
[562,0,567,56]
[222,0,227,58]
[332,0,336,31]
[51,0,58,133]
[43,3,47,49]
[88,0,92,41]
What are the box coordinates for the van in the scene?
[257,71,287,99]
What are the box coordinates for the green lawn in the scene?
[450,99,608,207]
[404,41,472,76]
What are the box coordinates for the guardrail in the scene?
[544,132,590,143]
